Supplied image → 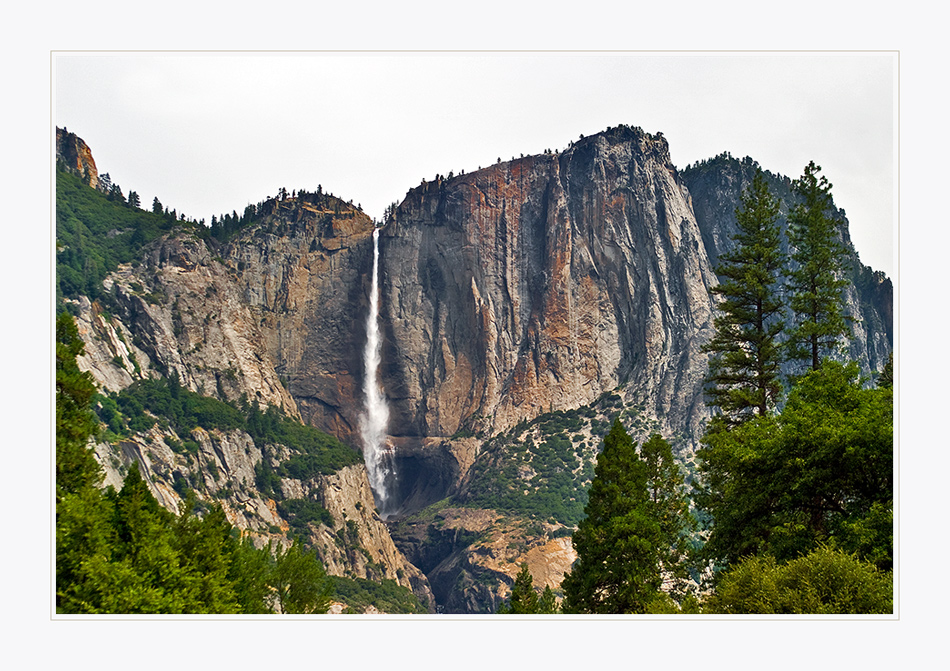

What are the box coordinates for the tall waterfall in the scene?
[360,227,394,513]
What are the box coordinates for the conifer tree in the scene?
[703,170,786,425]
[497,563,540,614]
[640,433,695,598]
[538,585,559,614]
[561,420,662,614]
[785,161,849,372]
[55,313,101,497]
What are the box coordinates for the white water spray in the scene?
[360,227,394,512]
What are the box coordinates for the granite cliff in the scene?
[60,147,435,609]
[56,127,99,190]
[378,127,718,491]
[57,125,893,614]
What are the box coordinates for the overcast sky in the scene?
[53,52,896,277]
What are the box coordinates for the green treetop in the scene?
[785,161,849,373]
[695,360,893,570]
[56,312,102,498]
[498,563,541,614]
[561,420,675,614]
[703,170,786,425]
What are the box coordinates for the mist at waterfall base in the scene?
[359,227,397,517]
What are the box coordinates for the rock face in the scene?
[389,507,576,613]
[60,126,893,615]
[222,197,375,443]
[56,127,99,190]
[89,194,377,438]
[380,126,719,451]
[66,176,434,608]
[90,427,434,609]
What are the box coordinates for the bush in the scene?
[705,545,892,614]
[329,576,427,614]
[277,498,333,536]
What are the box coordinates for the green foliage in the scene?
[115,375,244,436]
[561,423,696,614]
[110,378,360,480]
[57,463,336,614]
[244,402,362,479]
[703,170,786,423]
[460,403,628,526]
[56,313,102,497]
[59,463,241,614]
[270,542,334,614]
[695,361,893,570]
[464,432,589,526]
[56,166,191,304]
[496,563,561,614]
[497,563,541,614]
[330,576,428,614]
[561,420,660,614]
[277,498,334,536]
[704,545,892,614]
[640,433,696,599]
[785,161,850,372]
[56,317,337,614]
[538,585,559,614]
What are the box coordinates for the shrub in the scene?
[705,545,892,614]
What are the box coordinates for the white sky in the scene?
[53,51,896,277]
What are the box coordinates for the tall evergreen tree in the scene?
[561,420,663,614]
[703,170,786,425]
[497,563,541,614]
[55,312,101,498]
[640,433,695,599]
[786,161,849,372]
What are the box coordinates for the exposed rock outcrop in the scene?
[222,197,374,444]
[56,127,99,190]
[91,426,434,610]
[61,125,893,615]
[380,126,719,453]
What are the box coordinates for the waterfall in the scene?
[360,227,394,513]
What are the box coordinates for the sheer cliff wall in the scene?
[379,126,720,448]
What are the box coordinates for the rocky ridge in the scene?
[56,127,99,190]
[65,184,434,610]
[380,126,719,451]
[59,125,893,614]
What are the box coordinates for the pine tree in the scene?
[786,161,849,372]
[703,170,786,425]
[561,420,663,613]
[55,313,101,498]
[497,563,540,614]
[538,585,559,614]
[640,433,694,599]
